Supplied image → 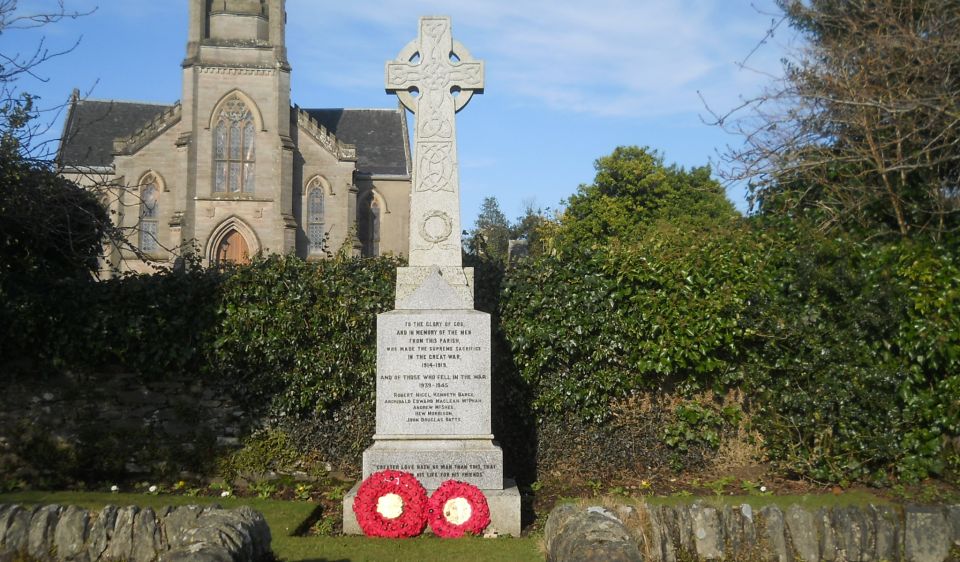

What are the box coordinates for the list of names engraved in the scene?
[376,312,490,436]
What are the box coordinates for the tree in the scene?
[711,0,960,240]
[1,0,91,161]
[0,1,113,283]
[466,196,511,264]
[553,146,737,250]
[508,200,551,259]
[0,156,112,282]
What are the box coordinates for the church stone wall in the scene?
[189,70,293,260]
[209,12,269,41]
[0,369,253,482]
[361,177,411,257]
[295,132,357,256]
[110,124,190,274]
[197,46,278,67]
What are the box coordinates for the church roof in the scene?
[58,99,173,168]
[302,108,410,177]
[58,99,411,177]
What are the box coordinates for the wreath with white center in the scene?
[427,480,491,537]
[352,470,428,538]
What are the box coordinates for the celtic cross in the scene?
[387,16,484,267]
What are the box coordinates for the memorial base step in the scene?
[362,438,503,490]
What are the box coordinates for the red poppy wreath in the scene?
[352,470,428,538]
[427,480,491,537]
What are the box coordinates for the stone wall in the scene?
[0,504,271,561]
[545,502,960,562]
[0,370,254,485]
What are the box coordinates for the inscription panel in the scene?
[364,450,502,490]
[376,310,490,436]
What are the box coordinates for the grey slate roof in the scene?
[59,99,173,168]
[58,99,410,177]
[303,108,410,176]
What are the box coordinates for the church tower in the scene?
[179,0,296,262]
[58,2,412,273]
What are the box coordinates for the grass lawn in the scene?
[0,491,544,562]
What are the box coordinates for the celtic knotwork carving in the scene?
[417,143,454,192]
[386,17,484,266]
[419,95,454,139]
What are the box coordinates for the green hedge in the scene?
[1,254,399,420]
[500,218,768,422]
[3,231,958,485]
[499,221,960,484]
[211,255,399,416]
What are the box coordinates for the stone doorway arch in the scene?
[216,229,250,265]
[206,216,260,266]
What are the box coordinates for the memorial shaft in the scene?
[346,15,520,537]
[386,17,484,267]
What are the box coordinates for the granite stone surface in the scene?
[363,438,503,489]
[375,309,491,437]
[344,14,519,537]
[395,266,474,309]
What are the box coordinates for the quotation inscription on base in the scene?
[376,311,491,437]
[363,445,503,489]
[371,463,498,481]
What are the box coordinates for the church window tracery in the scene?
[307,182,325,254]
[140,176,160,253]
[214,96,256,194]
[359,195,381,257]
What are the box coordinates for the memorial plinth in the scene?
[343,16,520,537]
[365,308,503,490]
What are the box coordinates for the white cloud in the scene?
[288,0,783,118]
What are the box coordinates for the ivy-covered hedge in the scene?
[1,254,399,420]
[3,269,220,374]
[745,232,960,483]
[499,220,960,484]
[500,218,768,422]
[211,255,399,417]
[3,229,958,486]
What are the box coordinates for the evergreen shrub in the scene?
[499,219,769,423]
[3,225,959,485]
[745,231,960,483]
[211,254,399,417]
[499,219,960,484]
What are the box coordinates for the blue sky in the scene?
[10,0,790,228]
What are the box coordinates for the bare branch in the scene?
[709,0,960,240]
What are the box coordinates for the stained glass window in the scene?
[140,180,159,253]
[307,185,325,253]
[213,96,255,194]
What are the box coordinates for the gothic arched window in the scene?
[140,177,160,253]
[214,96,256,194]
[359,195,381,257]
[307,185,325,254]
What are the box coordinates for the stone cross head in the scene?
[386,17,484,268]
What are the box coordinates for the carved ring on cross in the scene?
[391,39,480,114]
[419,210,454,245]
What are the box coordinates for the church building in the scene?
[56,0,412,273]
